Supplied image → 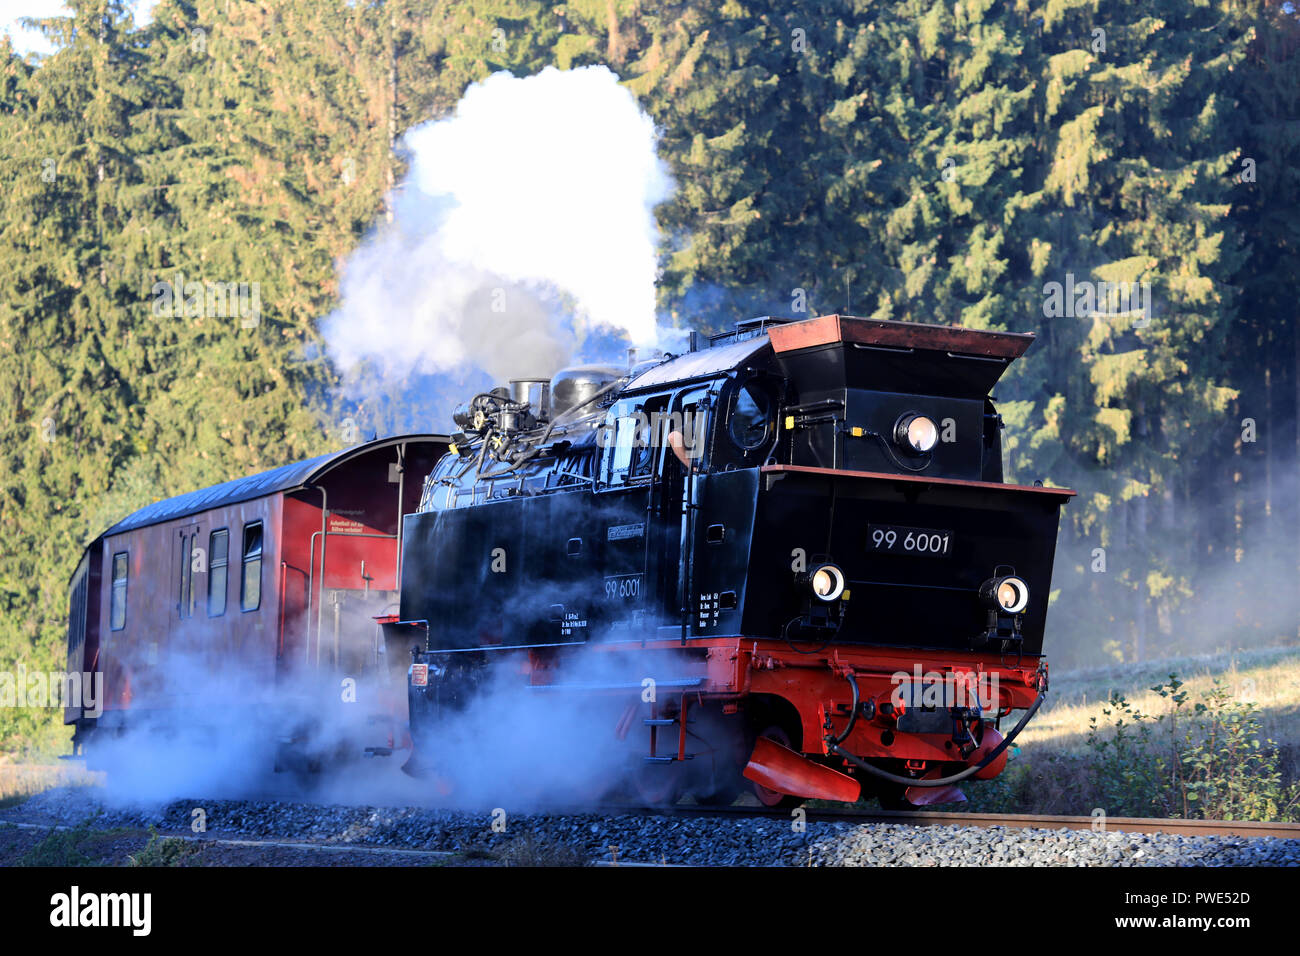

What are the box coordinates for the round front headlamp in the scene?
[894,413,939,454]
[809,563,846,602]
[979,575,1030,614]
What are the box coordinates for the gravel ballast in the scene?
[5,787,1297,866]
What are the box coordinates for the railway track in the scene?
[9,797,1298,843]
[6,793,1298,867]
[606,802,1300,840]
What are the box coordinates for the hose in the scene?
[868,430,932,473]
[781,615,836,655]
[825,671,860,746]
[824,687,1045,788]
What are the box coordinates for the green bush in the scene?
[16,822,96,867]
[1086,675,1300,821]
[126,827,204,867]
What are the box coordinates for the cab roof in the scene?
[621,314,1034,395]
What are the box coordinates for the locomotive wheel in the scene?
[691,764,744,807]
[274,737,324,793]
[749,725,806,810]
[631,760,684,807]
[694,781,743,807]
[876,784,921,812]
[685,707,747,807]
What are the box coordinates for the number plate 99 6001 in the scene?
[868,524,952,557]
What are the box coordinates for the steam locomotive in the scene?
[65,313,1071,809]
[387,314,1073,808]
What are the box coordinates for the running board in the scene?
[528,677,705,692]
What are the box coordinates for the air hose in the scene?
[823,673,1046,788]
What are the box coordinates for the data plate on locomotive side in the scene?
[868,524,953,557]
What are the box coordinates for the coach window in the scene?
[179,531,195,619]
[110,551,128,631]
[240,521,263,612]
[208,529,229,617]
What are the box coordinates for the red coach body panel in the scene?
[69,435,450,730]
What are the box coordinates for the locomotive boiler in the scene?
[387,314,1073,808]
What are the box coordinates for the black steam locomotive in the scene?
[385,314,1073,808]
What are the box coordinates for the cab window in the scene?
[610,413,637,477]
[603,395,668,485]
[729,379,772,450]
[672,386,713,470]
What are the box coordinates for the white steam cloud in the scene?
[323,65,673,386]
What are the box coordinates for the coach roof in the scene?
[99,434,448,538]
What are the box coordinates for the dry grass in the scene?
[0,760,103,809]
[1022,646,1300,756]
[491,832,588,867]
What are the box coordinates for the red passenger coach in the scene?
[64,435,450,764]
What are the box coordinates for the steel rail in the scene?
[613,802,1300,839]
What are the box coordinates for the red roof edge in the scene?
[768,315,1035,360]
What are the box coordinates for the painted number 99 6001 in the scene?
[604,574,641,600]
[868,524,952,557]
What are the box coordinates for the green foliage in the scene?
[959,754,1041,814]
[1085,675,1300,821]
[16,820,97,866]
[127,826,204,866]
[571,0,1300,668]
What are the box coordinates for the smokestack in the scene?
[509,379,551,420]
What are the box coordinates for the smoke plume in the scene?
[322,65,673,396]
